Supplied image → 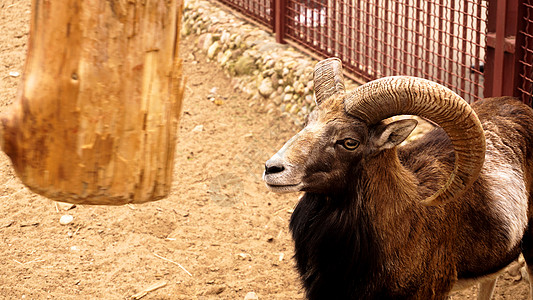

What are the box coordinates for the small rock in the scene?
[258,78,274,98]
[220,31,231,44]
[270,73,279,89]
[59,215,73,225]
[202,33,213,50]
[57,202,76,211]
[233,35,242,48]
[234,56,256,76]
[192,125,204,132]
[265,103,276,112]
[237,253,252,261]
[8,71,20,77]
[262,69,274,77]
[284,85,294,93]
[294,82,305,94]
[244,291,259,300]
[206,285,226,295]
[290,104,299,114]
[258,42,283,53]
[200,33,213,50]
[220,50,232,66]
[285,104,292,112]
[207,41,220,59]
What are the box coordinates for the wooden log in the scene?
[1,0,185,205]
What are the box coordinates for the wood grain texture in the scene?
[1,0,184,205]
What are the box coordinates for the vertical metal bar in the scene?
[347,1,353,68]
[305,1,310,46]
[373,0,380,77]
[312,1,316,46]
[447,0,456,89]
[393,0,400,74]
[437,0,444,85]
[383,0,391,76]
[339,1,345,58]
[332,0,338,56]
[403,3,410,75]
[356,0,363,77]
[492,0,507,96]
[473,0,483,99]
[271,0,275,29]
[414,0,422,76]
[424,1,432,79]
[365,0,372,79]
[275,0,286,43]
[460,0,468,96]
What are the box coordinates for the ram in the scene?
[263,58,533,299]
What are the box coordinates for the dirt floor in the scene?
[0,1,531,299]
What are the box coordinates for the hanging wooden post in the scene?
[0,0,185,205]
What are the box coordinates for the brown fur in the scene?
[265,96,533,299]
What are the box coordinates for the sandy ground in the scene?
[0,0,530,299]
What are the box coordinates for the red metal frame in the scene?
[274,0,286,43]
[216,0,533,106]
[484,0,521,98]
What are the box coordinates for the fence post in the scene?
[484,0,524,98]
[274,0,287,43]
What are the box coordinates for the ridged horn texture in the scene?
[345,76,486,206]
[313,58,345,106]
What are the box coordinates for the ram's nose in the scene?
[264,157,286,175]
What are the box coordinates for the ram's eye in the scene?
[341,138,360,150]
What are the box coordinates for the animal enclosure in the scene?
[217,0,533,106]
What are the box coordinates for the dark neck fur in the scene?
[289,149,423,299]
[290,192,389,299]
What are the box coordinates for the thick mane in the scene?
[290,191,387,299]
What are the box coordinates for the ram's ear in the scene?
[372,119,417,150]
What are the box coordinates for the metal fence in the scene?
[518,0,533,106]
[216,0,273,28]
[216,0,533,106]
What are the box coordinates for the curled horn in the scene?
[345,76,485,206]
[313,58,345,106]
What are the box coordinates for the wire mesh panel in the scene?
[518,0,533,106]
[283,0,487,103]
[217,0,273,28]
